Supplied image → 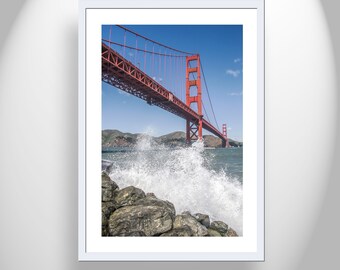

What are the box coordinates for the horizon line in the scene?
[102,128,243,142]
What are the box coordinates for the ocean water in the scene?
[102,137,243,235]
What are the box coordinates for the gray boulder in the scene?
[102,210,108,236]
[207,228,222,237]
[146,192,157,199]
[161,225,193,236]
[125,231,146,236]
[226,227,238,237]
[210,221,229,236]
[108,204,173,236]
[102,201,116,219]
[193,213,210,228]
[133,196,176,220]
[102,201,117,236]
[102,226,109,237]
[114,186,145,207]
[101,172,119,202]
[173,214,208,236]
[102,159,113,173]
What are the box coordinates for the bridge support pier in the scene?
[186,54,203,144]
[186,118,203,144]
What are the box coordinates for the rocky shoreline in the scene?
[102,170,238,237]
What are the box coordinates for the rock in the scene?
[146,192,157,199]
[101,169,238,237]
[226,227,238,237]
[125,231,146,236]
[102,226,109,236]
[208,228,222,237]
[173,214,208,236]
[102,201,117,236]
[210,221,229,236]
[108,205,173,236]
[161,225,193,236]
[193,213,210,228]
[102,211,108,236]
[102,172,119,202]
[181,211,192,216]
[102,159,113,172]
[133,196,176,220]
[114,186,145,207]
[102,201,116,218]
[101,172,118,190]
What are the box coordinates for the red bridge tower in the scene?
[222,123,229,148]
[186,54,203,144]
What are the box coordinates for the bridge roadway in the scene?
[102,42,227,144]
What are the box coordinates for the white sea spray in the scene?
[109,135,243,235]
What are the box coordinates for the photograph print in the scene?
[101,25,243,237]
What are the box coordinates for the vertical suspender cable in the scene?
[174,55,176,94]
[144,41,147,71]
[200,61,219,129]
[123,30,126,57]
[152,44,155,77]
[181,57,184,101]
[170,54,172,91]
[135,35,138,65]
[109,26,112,44]
[164,50,167,87]
[107,26,112,76]
[176,57,181,96]
[159,48,161,83]
[175,57,181,96]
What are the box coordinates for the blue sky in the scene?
[102,25,243,141]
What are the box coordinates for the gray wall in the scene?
[0,0,339,269]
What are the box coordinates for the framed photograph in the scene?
[78,0,264,261]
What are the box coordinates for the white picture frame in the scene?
[78,0,264,261]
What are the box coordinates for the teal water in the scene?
[102,147,243,184]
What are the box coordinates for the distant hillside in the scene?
[102,129,138,148]
[155,131,186,147]
[102,130,242,148]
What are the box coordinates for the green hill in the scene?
[102,130,242,148]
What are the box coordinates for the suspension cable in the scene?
[187,61,214,125]
[200,61,219,130]
[103,39,186,58]
[202,102,211,123]
[117,25,195,56]
[105,25,220,130]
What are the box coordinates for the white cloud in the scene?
[234,58,241,63]
[226,69,241,77]
[128,52,134,57]
[227,92,243,96]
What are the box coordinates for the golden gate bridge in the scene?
[102,25,229,147]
